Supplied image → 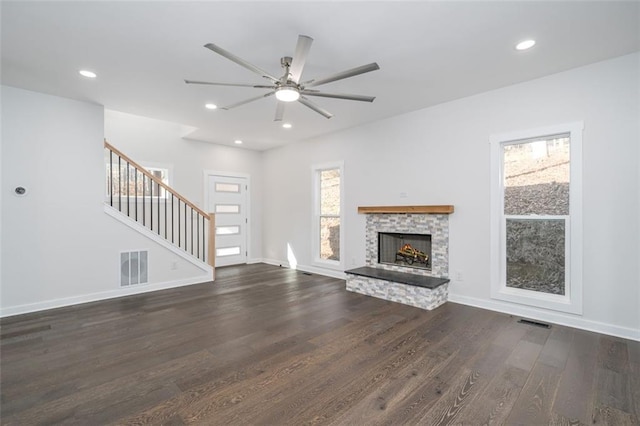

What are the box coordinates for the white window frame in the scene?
[490,122,583,314]
[312,161,344,270]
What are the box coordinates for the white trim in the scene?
[311,161,345,271]
[260,258,346,280]
[203,170,251,264]
[297,263,346,280]
[104,204,212,273]
[489,121,583,315]
[0,275,210,318]
[260,257,288,267]
[448,293,639,342]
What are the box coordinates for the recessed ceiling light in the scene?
[205,103,217,110]
[234,140,243,145]
[515,39,536,51]
[282,123,292,129]
[79,70,97,78]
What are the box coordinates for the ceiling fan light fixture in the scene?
[275,87,300,102]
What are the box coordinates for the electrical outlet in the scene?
[400,191,408,198]
[455,271,463,282]
[171,261,178,270]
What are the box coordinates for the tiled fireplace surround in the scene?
[346,207,452,310]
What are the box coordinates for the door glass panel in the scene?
[217,246,241,257]
[215,204,240,214]
[216,226,240,235]
[215,183,240,193]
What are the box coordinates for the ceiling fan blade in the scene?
[274,102,285,122]
[303,62,380,88]
[289,35,313,83]
[221,91,275,110]
[204,43,280,83]
[298,96,333,119]
[185,79,275,89]
[300,91,375,102]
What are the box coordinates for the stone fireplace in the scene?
[366,212,449,277]
[346,205,453,310]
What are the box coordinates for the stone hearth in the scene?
[346,205,453,310]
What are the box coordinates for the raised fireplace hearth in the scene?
[346,205,453,311]
[345,266,449,310]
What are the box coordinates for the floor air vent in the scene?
[518,318,551,329]
[120,251,148,287]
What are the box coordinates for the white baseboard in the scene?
[260,258,288,267]
[296,264,346,280]
[448,293,640,342]
[258,258,346,280]
[0,275,212,318]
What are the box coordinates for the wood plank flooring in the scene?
[1,263,638,425]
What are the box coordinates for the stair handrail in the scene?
[104,140,209,219]
[104,140,216,278]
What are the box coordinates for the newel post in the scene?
[208,213,216,281]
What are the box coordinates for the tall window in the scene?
[313,162,343,267]
[490,123,583,314]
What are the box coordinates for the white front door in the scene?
[208,175,248,266]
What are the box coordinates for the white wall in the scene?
[104,110,263,262]
[262,53,640,339]
[1,87,210,316]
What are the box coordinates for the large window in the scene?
[313,162,343,267]
[490,123,583,314]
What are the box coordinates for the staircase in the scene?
[104,140,215,279]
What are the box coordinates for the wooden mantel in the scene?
[357,205,454,214]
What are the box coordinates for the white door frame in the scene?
[203,170,251,264]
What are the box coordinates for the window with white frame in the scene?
[313,162,343,266]
[490,122,583,314]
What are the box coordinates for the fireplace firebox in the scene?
[378,232,432,271]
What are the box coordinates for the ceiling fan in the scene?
[185,35,380,120]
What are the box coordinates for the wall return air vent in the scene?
[120,250,148,287]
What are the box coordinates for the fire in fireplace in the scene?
[378,232,432,270]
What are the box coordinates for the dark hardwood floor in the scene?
[1,263,638,425]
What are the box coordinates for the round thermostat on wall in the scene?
[14,186,27,196]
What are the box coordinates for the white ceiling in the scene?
[2,1,639,151]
